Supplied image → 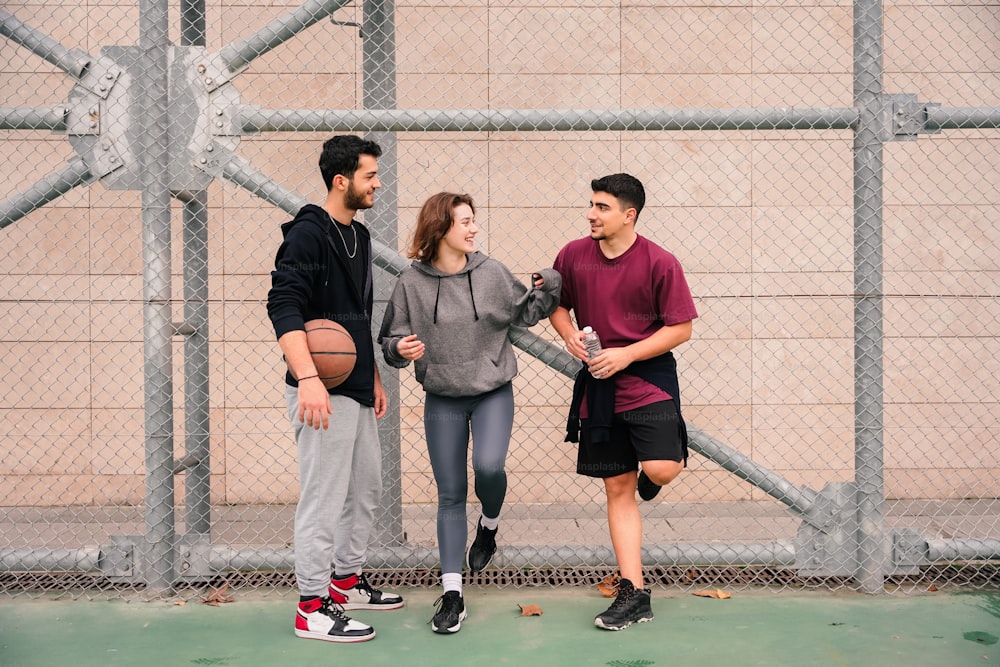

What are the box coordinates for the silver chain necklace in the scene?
[328,212,358,259]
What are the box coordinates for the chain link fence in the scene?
[1,0,998,599]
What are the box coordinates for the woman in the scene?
[379,192,560,634]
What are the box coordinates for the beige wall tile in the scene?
[91,408,144,475]
[491,7,619,75]
[0,474,96,505]
[90,341,142,408]
[885,139,1000,207]
[752,206,852,273]
[2,302,90,342]
[886,467,1000,500]
[684,338,751,405]
[398,74,489,109]
[885,337,1000,404]
[1,342,90,408]
[753,296,852,339]
[4,206,89,274]
[752,7,852,74]
[753,338,853,404]
[752,139,852,207]
[398,6,488,74]
[237,73,358,110]
[885,6,999,74]
[624,7,753,75]
[0,408,91,474]
[624,137,753,207]
[397,137,490,207]
[624,74,752,108]
[751,73,852,108]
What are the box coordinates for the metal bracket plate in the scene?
[887,93,942,141]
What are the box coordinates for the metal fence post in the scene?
[853,0,889,594]
[363,0,404,546]
[139,0,176,593]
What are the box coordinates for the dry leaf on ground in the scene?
[518,603,543,616]
[597,573,620,598]
[693,588,731,599]
[201,583,235,606]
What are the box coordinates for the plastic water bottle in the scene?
[582,326,603,361]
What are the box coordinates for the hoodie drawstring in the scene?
[467,272,479,321]
[433,277,441,324]
[432,272,480,323]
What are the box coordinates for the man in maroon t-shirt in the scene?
[551,173,698,631]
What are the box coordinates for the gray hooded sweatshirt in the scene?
[379,252,561,397]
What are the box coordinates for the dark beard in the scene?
[344,182,371,211]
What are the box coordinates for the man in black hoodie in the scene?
[267,135,403,643]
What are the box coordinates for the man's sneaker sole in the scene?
[294,627,376,643]
[431,608,468,634]
[594,612,654,631]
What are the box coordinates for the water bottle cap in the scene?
[582,326,593,333]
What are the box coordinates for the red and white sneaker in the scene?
[329,572,404,610]
[294,596,375,643]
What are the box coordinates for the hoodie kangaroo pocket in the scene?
[421,356,503,397]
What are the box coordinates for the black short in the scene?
[576,400,685,479]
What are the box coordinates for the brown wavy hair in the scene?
[407,192,476,264]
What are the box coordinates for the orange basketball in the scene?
[301,319,357,389]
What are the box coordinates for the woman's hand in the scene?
[398,333,425,360]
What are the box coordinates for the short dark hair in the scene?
[319,135,383,190]
[591,173,645,221]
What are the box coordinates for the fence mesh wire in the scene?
[1,0,998,599]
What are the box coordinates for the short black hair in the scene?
[319,135,383,190]
[591,173,645,221]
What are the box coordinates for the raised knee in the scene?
[646,460,684,486]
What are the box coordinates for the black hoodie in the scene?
[266,204,376,407]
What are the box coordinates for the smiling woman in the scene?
[377,191,562,634]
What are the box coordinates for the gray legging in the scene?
[424,382,514,574]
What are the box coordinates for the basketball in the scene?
[300,319,357,389]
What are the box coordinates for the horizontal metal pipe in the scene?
[0,9,90,79]
[236,107,860,134]
[0,157,91,229]
[927,538,1000,562]
[208,542,797,572]
[0,106,65,130]
[926,106,1000,131]
[219,0,352,72]
[0,548,101,572]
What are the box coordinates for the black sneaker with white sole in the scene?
[594,577,654,631]
[467,520,498,573]
[637,470,662,501]
[431,591,468,634]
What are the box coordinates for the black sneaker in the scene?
[594,578,654,631]
[295,596,375,643]
[467,520,498,573]
[431,591,468,634]
[329,572,404,610]
[637,470,662,501]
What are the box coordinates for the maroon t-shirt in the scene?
[554,235,698,414]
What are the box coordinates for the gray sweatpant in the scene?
[286,387,382,597]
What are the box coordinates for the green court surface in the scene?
[1,587,998,666]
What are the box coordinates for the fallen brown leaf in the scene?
[201,582,235,606]
[518,603,543,616]
[597,573,620,598]
[693,588,731,599]
[927,585,938,592]
[172,599,186,606]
